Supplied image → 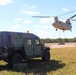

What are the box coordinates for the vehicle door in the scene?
[0,33,3,52]
[34,39,41,55]
[24,38,34,56]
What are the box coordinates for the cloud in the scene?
[12,24,20,29]
[25,11,40,15]
[40,17,54,23]
[34,25,51,29]
[39,30,51,34]
[40,26,51,29]
[24,5,37,9]
[20,5,39,15]
[37,29,51,38]
[31,6,37,8]
[33,25,52,38]
[20,10,40,15]
[62,8,69,11]
[23,19,33,24]
[0,0,12,5]
[59,18,66,22]
[14,18,23,22]
[24,5,28,7]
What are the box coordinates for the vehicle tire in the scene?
[8,53,22,67]
[42,50,50,61]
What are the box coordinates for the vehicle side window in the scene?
[35,39,40,45]
[27,39,31,45]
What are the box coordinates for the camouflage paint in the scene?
[0,31,40,56]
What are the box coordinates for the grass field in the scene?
[0,47,76,75]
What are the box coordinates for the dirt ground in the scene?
[45,43,76,48]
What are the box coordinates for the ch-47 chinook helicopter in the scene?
[32,11,76,32]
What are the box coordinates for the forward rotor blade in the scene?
[32,16,51,18]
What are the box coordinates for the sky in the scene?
[0,0,76,38]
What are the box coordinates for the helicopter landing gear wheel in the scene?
[56,29,58,31]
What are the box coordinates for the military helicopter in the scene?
[32,11,76,31]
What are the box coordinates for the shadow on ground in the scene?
[0,59,65,75]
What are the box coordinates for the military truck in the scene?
[0,31,50,66]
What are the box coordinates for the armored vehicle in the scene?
[0,31,50,66]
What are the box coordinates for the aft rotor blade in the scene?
[69,14,76,19]
[32,16,51,18]
[58,10,75,17]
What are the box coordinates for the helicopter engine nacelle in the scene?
[66,19,71,25]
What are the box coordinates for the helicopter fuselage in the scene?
[52,17,72,31]
[52,21,72,30]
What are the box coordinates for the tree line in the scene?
[41,37,76,43]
